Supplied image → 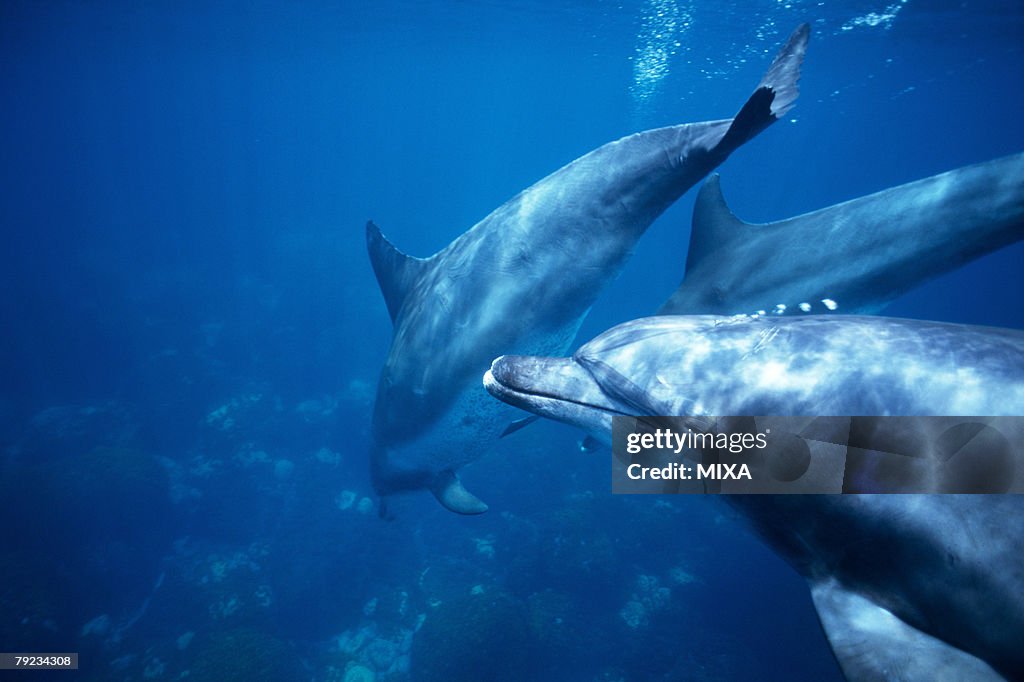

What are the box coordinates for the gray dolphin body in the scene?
[367,26,809,514]
[661,152,1024,316]
[484,314,1024,680]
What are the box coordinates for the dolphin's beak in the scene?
[484,354,625,426]
[484,355,574,410]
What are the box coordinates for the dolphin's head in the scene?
[484,316,716,439]
[485,315,757,439]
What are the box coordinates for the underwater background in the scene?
[1,1,1022,680]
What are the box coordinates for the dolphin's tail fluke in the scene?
[719,23,809,152]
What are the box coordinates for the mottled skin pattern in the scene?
[485,315,1024,680]
[369,26,810,511]
[485,315,1024,443]
[662,152,1024,316]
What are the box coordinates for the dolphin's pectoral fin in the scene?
[756,22,809,118]
[809,579,1004,681]
[684,175,752,274]
[366,220,431,323]
[431,470,488,515]
[718,22,809,153]
[501,415,540,438]
[719,86,777,152]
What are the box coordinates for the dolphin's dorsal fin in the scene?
[809,579,1003,681]
[366,220,429,324]
[431,470,488,515]
[684,175,749,274]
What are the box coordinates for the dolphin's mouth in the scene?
[483,355,630,420]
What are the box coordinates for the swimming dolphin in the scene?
[367,25,810,514]
[660,152,1024,316]
[484,314,1024,680]
[485,315,1024,430]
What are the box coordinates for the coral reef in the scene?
[188,628,303,682]
[411,591,534,682]
[12,402,139,461]
[0,445,175,634]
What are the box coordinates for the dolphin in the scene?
[660,152,1024,316]
[367,25,810,514]
[484,314,1024,680]
[485,315,1024,430]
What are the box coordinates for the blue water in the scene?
[1,1,1022,680]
